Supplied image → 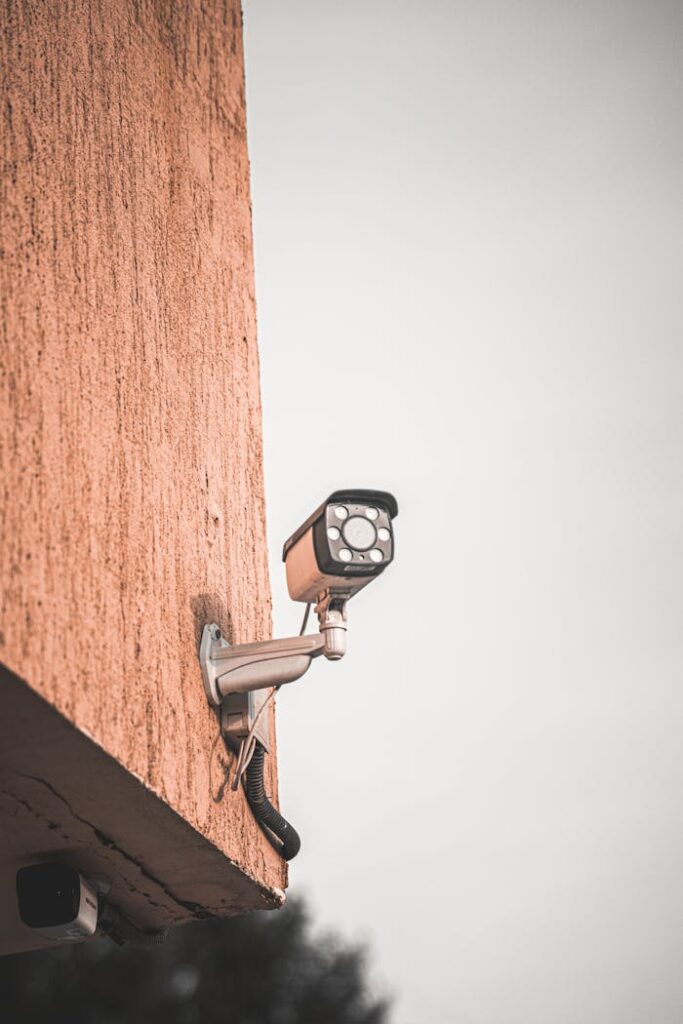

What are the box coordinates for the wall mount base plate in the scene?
[200,623,228,707]
[199,623,270,750]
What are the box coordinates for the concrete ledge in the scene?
[0,663,285,956]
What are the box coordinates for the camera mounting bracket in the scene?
[200,625,324,707]
[199,594,348,707]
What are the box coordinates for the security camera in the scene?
[16,863,99,941]
[199,487,398,862]
[283,489,397,603]
[200,488,398,704]
[16,862,168,947]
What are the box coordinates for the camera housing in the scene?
[16,863,99,941]
[283,489,398,603]
[199,487,398,707]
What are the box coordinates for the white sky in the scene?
[243,3,683,1022]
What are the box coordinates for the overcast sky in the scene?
[243,3,683,1022]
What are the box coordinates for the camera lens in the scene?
[16,864,81,928]
[342,516,377,551]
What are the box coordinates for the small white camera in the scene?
[283,489,398,603]
[16,863,99,941]
[16,862,169,947]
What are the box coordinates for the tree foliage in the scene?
[0,897,390,1024]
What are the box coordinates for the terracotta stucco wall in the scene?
[0,0,286,950]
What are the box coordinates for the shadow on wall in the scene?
[0,896,391,1024]
[189,594,234,649]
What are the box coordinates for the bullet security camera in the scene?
[16,862,168,947]
[200,488,398,704]
[199,487,398,861]
[16,863,99,941]
[283,489,398,603]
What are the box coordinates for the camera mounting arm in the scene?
[200,594,348,706]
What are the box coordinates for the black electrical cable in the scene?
[241,603,309,858]
[245,742,301,861]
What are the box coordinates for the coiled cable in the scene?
[245,743,301,861]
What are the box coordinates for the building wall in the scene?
[0,0,286,948]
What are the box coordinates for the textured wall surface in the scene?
[0,0,286,942]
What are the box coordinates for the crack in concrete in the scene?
[3,789,69,839]
[7,770,211,920]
